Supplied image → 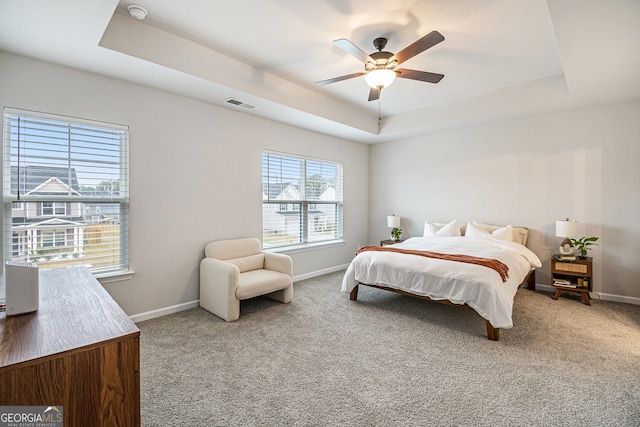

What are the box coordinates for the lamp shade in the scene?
[555,219,579,238]
[365,69,397,89]
[387,215,401,228]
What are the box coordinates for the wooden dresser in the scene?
[0,267,140,427]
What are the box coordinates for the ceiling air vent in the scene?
[225,98,257,110]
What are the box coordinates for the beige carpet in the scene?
[138,271,640,426]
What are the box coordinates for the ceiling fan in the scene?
[316,31,445,101]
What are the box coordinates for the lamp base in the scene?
[559,238,575,256]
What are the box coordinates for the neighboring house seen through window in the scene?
[262,151,343,249]
[2,108,129,276]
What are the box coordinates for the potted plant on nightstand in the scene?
[391,227,404,242]
[571,236,598,258]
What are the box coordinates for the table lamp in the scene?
[555,219,579,256]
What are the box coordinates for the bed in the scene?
[341,220,542,341]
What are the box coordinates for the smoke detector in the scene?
[127,5,148,20]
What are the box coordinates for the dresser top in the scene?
[1,266,139,368]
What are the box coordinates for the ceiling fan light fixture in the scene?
[364,69,396,89]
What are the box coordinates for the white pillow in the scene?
[466,222,513,241]
[491,224,514,241]
[472,220,501,232]
[423,219,461,237]
[464,222,490,237]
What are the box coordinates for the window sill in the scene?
[95,270,135,284]
[266,239,345,254]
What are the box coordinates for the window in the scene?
[262,151,343,249]
[42,202,66,216]
[2,108,129,275]
[42,230,66,248]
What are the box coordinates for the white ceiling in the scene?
[0,0,638,143]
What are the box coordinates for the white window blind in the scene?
[262,151,343,248]
[2,108,129,275]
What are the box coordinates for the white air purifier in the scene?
[5,261,39,317]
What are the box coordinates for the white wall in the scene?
[0,51,370,317]
[370,100,640,301]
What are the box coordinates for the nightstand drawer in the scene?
[555,263,588,274]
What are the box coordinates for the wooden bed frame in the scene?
[349,269,536,341]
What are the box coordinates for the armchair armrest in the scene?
[263,251,293,276]
[200,257,241,321]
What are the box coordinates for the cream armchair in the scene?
[200,238,293,321]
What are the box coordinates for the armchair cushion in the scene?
[236,269,292,300]
[226,253,265,273]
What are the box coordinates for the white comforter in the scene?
[341,236,542,329]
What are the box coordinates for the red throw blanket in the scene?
[356,245,510,282]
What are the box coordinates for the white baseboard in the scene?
[591,292,640,305]
[534,284,640,305]
[130,300,200,323]
[129,265,350,323]
[293,264,349,282]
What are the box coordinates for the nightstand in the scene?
[551,256,593,305]
[380,239,405,246]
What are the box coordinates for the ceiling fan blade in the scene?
[316,72,366,86]
[334,38,374,64]
[392,31,445,65]
[396,68,444,83]
[368,87,381,102]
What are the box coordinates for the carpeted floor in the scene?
[137,271,640,426]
